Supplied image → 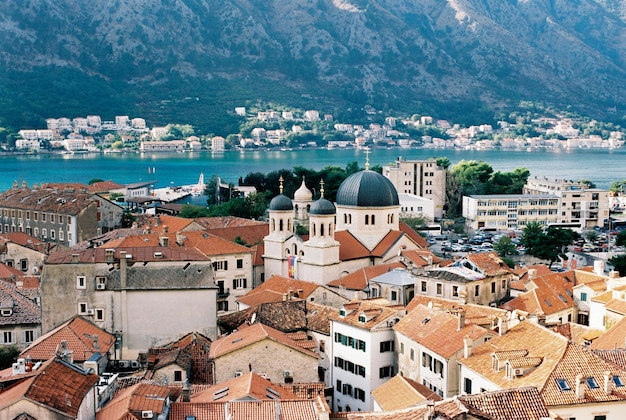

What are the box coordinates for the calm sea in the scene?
[0,148,623,204]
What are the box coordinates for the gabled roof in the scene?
[209,323,318,360]
[150,348,192,371]
[0,280,40,326]
[327,263,404,290]
[589,316,626,350]
[219,300,309,334]
[574,268,609,285]
[0,358,98,418]
[0,187,97,215]
[87,180,125,193]
[405,295,507,326]
[606,298,626,315]
[369,268,415,287]
[372,374,441,412]
[502,271,576,317]
[21,315,115,362]
[335,231,371,261]
[170,398,330,420]
[542,343,626,406]
[96,382,174,420]
[306,302,343,335]
[45,245,209,264]
[456,252,513,277]
[458,321,569,390]
[552,322,603,346]
[593,348,626,370]
[237,275,321,307]
[458,386,550,420]
[192,372,300,402]
[194,216,269,246]
[393,304,492,358]
[400,249,441,267]
[1,232,47,253]
[397,223,428,248]
[334,299,405,330]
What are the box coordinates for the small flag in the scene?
[288,256,297,279]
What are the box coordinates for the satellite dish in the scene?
[250,312,257,324]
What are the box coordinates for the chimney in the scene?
[594,260,605,275]
[604,371,612,395]
[182,382,191,402]
[463,336,473,358]
[576,374,585,399]
[498,316,508,336]
[154,214,160,226]
[424,400,435,420]
[162,225,168,233]
[93,334,99,350]
[176,232,185,246]
[457,309,466,330]
[528,268,537,280]
[282,293,288,301]
[71,254,79,263]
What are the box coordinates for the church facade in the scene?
[263,170,427,285]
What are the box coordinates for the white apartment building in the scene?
[523,177,610,229]
[383,158,447,219]
[330,300,405,413]
[463,194,559,231]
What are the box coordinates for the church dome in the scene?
[294,178,313,201]
[310,197,335,215]
[336,170,399,207]
[269,194,293,211]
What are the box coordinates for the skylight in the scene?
[544,299,553,307]
[556,378,570,391]
[586,377,599,389]
[614,375,625,387]
[558,294,568,303]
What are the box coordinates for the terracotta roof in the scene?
[219,301,309,334]
[346,398,468,420]
[192,372,300,402]
[405,295,507,327]
[195,216,269,246]
[0,358,98,417]
[327,263,404,290]
[459,321,569,390]
[502,271,576,317]
[606,299,626,315]
[371,374,441,411]
[209,323,318,360]
[144,214,200,234]
[397,223,429,248]
[574,268,609,285]
[370,231,405,257]
[0,263,29,280]
[150,348,192,371]
[393,305,492,358]
[306,302,342,335]
[463,252,514,276]
[194,216,267,229]
[21,315,115,362]
[96,382,174,420]
[589,317,626,350]
[335,299,405,330]
[87,180,125,193]
[552,322,604,346]
[400,249,441,267]
[170,399,329,420]
[282,382,326,400]
[0,187,97,215]
[335,231,371,261]
[458,386,550,420]
[0,280,40,326]
[1,232,46,252]
[45,245,209,264]
[237,275,320,307]
[542,343,626,406]
[593,348,626,370]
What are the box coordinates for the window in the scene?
[59,215,63,224]
[410,348,415,361]
[614,375,624,387]
[391,291,397,301]
[213,261,228,271]
[421,281,427,292]
[59,230,64,241]
[355,388,365,401]
[42,228,47,238]
[586,377,599,389]
[50,230,55,240]
[342,383,352,396]
[436,283,442,295]
[452,285,459,297]
[501,279,506,289]
[23,330,34,344]
[474,285,480,297]
[464,378,472,394]
[50,214,55,223]
[76,276,86,289]
[358,314,366,323]
[379,365,394,378]
[19,259,27,272]
[42,213,46,221]
[95,309,105,322]
[491,282,496,294]
[3,331,13,344]
[400,343,404,354]
[236,259,243,269]
[78,302,87,314]
[580,292,587,302]
[380,341,394,352]
[174,370,183,382]
[232,278,247,289]
[556,378,571,391]
[336,379,342,391]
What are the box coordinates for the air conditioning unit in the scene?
[86,309,95,315]
[514,368,524,376]
[284,370,293,378]
[141,411,153,419]
[234,371,243,377]
[96,284,106,290]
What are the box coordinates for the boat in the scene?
[190,172,205,196]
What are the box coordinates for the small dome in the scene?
[336,170,399,207]
[310,197,335,215]
[294,178,313,201]
[269,194,293,211]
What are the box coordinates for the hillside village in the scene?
[0,162,625,419]
[11,106,626,154]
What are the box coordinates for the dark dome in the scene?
[336,170,399,207]
[269,194,293,211]
[310,197,336,215]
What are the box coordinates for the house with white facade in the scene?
[330,299,406,413]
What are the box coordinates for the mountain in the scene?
[1,0,625,132]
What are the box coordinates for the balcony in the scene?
[218,288,230,298]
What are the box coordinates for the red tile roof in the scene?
[192,372,300,402]
[238,275,320,307]
[327,263,404,290]
[170,399,329,420]
[96,382,174,420]
[589,317,626,350]
[21,315,115,362]
[0,359,98,417]
[502,271,576,317]
[398,223,429,248]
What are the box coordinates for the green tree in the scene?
[493,236,518,257]
[435,157,451,169]
[0,345,20,370]
[585,231,599,243]
[521,222,579,266]
[88,178,104,185]
[615,230,626,247]
[609,254,626,276]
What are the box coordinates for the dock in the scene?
[150,186,192,203]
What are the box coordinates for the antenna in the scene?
[364,146,371,170]
[320,179,325,198]
[279,175,284,194]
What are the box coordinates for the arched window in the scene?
[321,223,325,236]
[371,214,375,225]
[279,219,284,231]
[271,219,275,231]
[312,223,316,236]
[365,215,369,225]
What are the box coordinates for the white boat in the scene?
[190,172,205,196]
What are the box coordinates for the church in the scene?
[263,166,428,285]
